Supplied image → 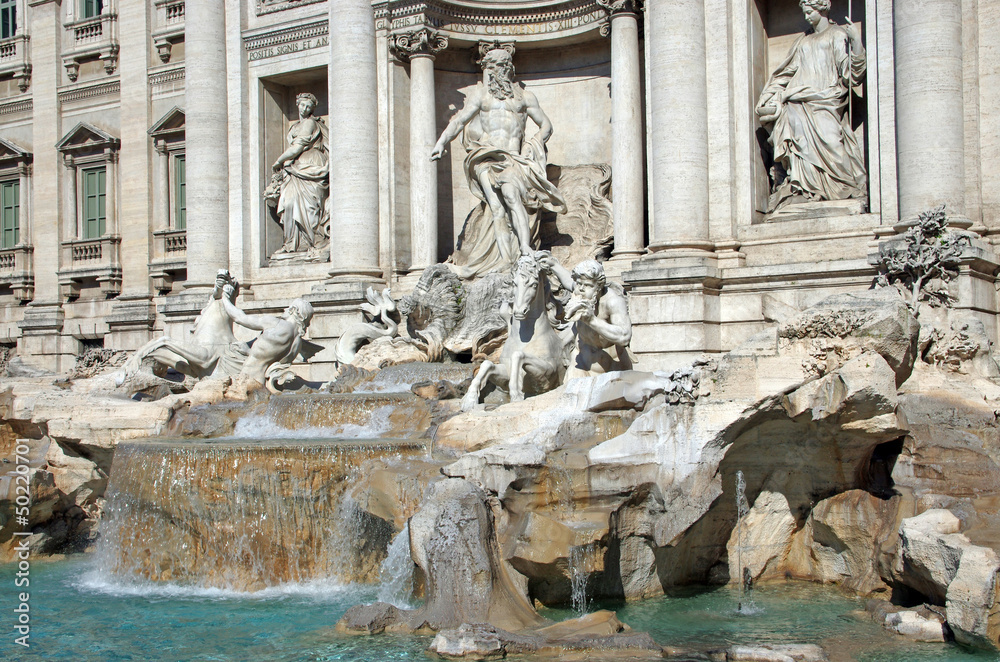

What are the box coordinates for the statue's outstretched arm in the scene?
[431,93,482,159]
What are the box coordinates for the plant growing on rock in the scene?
[874,205,970,308]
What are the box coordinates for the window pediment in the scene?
[0,136,30,165]
[148,107,186,141]
[56,122,120,155]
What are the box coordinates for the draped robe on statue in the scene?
[449,112,567,279]
[276,117,330,253]
[759,25,867,212]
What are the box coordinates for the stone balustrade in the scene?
[152,0,184,63]
[0,34,30,92]
[62,12,119,80]
[58,235,122,299]
[149,228,186,293]
[0,244,32,302]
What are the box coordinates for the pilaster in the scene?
[108,0,155,349]
[19,0,70,370]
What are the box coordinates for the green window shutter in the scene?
[82,0,103,19]
[0,180,17,249]
[0,0,16,39]
[174,155,186,230]
[82,167,106,239]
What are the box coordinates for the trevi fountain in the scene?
[1,0,1000,660]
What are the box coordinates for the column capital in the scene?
[389,28,448,62]
[475,40,515,65]
[597,0,642,18]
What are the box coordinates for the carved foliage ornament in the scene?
[389,28,448,62]
[595,0,642,15]
[874,205,971,308]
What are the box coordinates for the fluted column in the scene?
[391,28,448,272]
[894,0,969,227]
[328,0,382,279]
[599,0,645,256]
[645,0,711,254]
[184,0,229,287]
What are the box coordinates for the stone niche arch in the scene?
[749,0,872,223]
[379,0,622,271]
[258,66,329,265]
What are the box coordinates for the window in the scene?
[81,0,103,19]
[0,0,16,39]
[81,166,106,239]
[0,180,17,248]
[174,154,186,230]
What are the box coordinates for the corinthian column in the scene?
[328,0,382,279]
[599,0,645,257]
[184,0,229,288]
[645,0,711,254]
[391,28,448,272]
[894,0,969,228]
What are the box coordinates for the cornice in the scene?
[58,80,121,105]
[0,96,32,116]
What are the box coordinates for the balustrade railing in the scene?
[72,239,103,262]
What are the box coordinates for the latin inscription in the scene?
[375,12,603,36]
[248,35,330,62]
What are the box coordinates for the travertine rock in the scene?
[866,599,948,643]
[345,478,544,633]
[727,643,829,662]
[896,509,968,604]
[945,545,1000,648]
[426,612,662,660]
[726,491,796,583]
[785,489,899,595]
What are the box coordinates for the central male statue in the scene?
[431,47,566,278]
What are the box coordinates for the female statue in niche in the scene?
[265,92,330,260]
[755,0,866,213]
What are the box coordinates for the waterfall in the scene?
[92,438,424,592]
[376,522,416,608]
[569,543,601,615]
[734,470,756,613]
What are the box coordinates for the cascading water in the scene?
[734,470,756,614]
[569,543,601,615]
[376,522,417,608]
[353,362,474,393]
[92,436,426,592]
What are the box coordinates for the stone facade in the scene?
[0,0,998,377]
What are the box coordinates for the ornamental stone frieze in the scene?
[373,0,606,44]
[388,28,448,62]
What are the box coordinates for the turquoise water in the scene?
[3,557,998,661]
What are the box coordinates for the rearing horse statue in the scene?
[461,252,568,410]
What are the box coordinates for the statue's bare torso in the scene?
[466,87,528,153]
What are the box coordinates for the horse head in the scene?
[511,253,543,320]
